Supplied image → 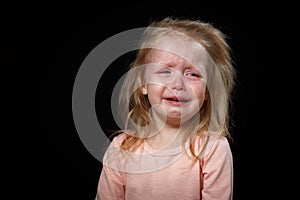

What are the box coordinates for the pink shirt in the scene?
[96,133,233,200]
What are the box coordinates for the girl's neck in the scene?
[146,113,199,150]
[145,123,185,150]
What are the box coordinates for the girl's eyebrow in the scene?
[159,59,193,68]
[185,65,198,70]
[162,61,175,66]
[165,61,188,67]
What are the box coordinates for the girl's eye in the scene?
[185,71,201,78]
[158,69,171,74]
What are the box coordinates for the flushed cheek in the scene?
[196,90,206,107]
[146,85,165,104]
[188,86,206,108]
[146,75,172,87]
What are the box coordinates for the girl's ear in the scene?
[142,84,148,95]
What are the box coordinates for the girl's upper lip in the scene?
[163,96,190,102]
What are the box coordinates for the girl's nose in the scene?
[170,74,186,91]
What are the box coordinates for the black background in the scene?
[2,1,298,199]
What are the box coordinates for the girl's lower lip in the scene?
[163,99,187,106]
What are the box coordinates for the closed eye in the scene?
[157,69,171,74]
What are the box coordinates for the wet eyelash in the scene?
[159,69,171,74]
[185,71,200,77]
[190,73,200,77]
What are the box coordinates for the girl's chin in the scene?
[165,112,198,123]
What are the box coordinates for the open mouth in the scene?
[165,97,189,103]
[163,95,190,106]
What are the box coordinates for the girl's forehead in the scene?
[145,35,209,69]
[147,49,186,64]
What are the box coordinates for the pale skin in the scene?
[142,37,209,149]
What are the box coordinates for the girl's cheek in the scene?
[145,75,171,87]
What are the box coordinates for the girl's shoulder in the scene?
[110,132,128,146]
[110,130,136,146]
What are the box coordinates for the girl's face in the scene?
[143,36,208,126]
